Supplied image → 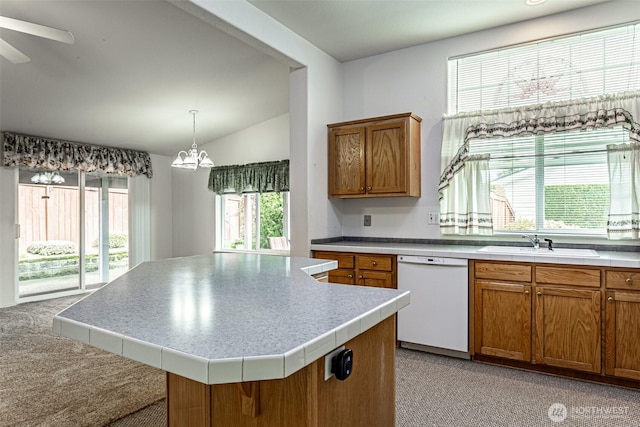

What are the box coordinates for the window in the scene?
[449,23,640,114]
[209,160,290,252]
[220,192,289,252]
[441,23,640,237]
[468,127,628,234]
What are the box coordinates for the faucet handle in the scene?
[544,238,553,250]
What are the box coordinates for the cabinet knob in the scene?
[358,275,363,279]
[359,187,364,192]
[348,274,353,278]
[372,261,377,266]
[366,186,372,191]
[524,290,530,295]
[536,291,542,296]
[626,277,633,285]
[608,296,614,302]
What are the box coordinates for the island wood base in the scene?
[166,315,396,426]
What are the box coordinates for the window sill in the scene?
[215,248,291,256]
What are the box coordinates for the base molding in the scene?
[473,354,640,391]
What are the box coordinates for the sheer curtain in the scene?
[440,155,493,235]
[607,143,640,239]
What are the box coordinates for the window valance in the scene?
[208,160,289,195]
[2,132,153,178]
[440,91,640,198]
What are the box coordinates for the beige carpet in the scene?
[0,295,165,427]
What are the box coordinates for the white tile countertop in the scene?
[53,253,409,385]
[310,241,640,268]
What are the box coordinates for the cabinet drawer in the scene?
[606,269,640,290]
[535,266,600,288]
[328,269,356,285]
[314,251,355,269]
[357,254,393,272]
[475,262,531,282]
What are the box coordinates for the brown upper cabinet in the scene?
[327,113,421,198]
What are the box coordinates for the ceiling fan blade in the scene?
[0,16,74,44]
[0,38,30,63]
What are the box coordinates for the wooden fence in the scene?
[18,184,128,253]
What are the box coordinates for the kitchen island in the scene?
[54,253,409,426]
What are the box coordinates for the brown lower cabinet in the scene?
[474,281,531,362]
[312,251,396,289]
[605,268,640,381]
[534,286,601,373]
[472,260,640,386]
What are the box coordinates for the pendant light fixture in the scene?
[171,110,214,170]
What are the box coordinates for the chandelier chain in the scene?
[192,111,197,150]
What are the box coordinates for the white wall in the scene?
[337,1,640,244]
[204,113,289,165]
[149,154,173,260]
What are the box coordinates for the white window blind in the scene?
[468,126,629,233]
[448,23,640,114]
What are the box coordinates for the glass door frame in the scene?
[16,170,126,303]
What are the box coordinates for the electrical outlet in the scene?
[428,212,440,224]
[364,215,371,226]
[324,346,345,380]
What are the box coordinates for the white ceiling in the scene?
[0,0,611,158]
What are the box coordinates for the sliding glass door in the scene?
[18,170,80,296]
[17,169,128,298]
[84,174,129,287]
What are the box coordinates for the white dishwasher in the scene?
[397,255,469,358]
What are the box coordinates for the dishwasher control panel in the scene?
[398,255,467,266]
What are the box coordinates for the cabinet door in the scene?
[474,281,531,361]
[534,286,601,373]
[328,126,365,197]
[358,270,394,289]
[365,120,406,195]
[605,291,640,380]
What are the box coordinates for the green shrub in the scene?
[108,233,128,248]
[26,240,77,256]
[92,233,128,248]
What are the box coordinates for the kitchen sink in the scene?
[477,246,599,258]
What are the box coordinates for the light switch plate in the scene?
[428,212,440,224]
[364,215,371,226]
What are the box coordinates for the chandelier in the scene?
[171,110,214,170]
[30,171,65,185]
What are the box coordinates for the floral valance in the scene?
[208,160,289,195]
[439,91,640,199]
[2,132,153,178]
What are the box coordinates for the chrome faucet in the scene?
[522,234,540,249]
